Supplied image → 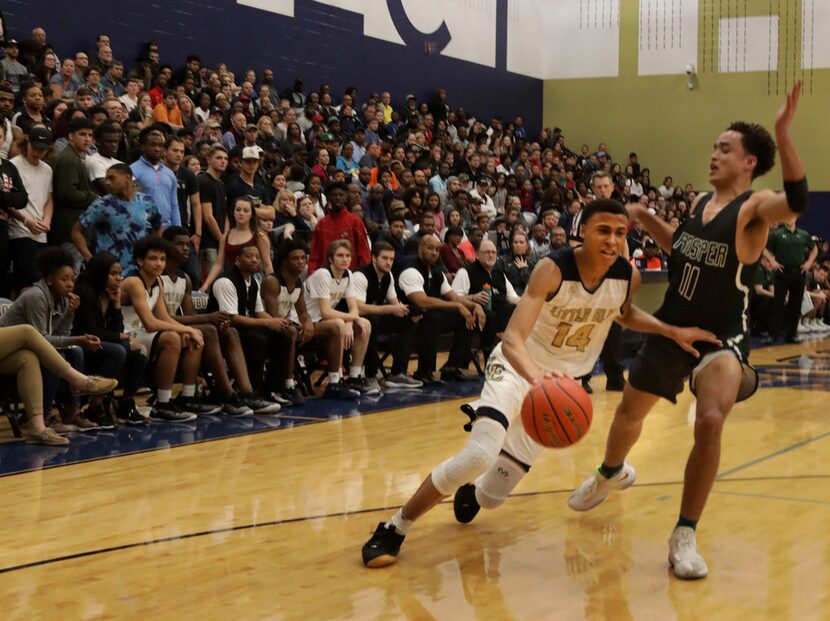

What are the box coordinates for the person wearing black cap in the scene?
[1,39,28,93]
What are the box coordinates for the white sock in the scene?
[328,371,342,384]
[285,378,295,389]
[349,366,362,378]
[181,384,196,398]
[385,509,413,536]
[157,389,172,403]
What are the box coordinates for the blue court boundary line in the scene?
[0,390,479,480]
[0,474,826,577]
[716,430,830,478]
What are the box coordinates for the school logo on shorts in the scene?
[485,361,504,382]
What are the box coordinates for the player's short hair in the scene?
[133,235,171,262]
[372,240,395,257]
[580,199,629,225]
[162,226,190,241]
[36,248,75,279]
[727,121,776,179]
[327,239,352,261]
[276,238,309,266]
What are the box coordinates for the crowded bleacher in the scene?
[0,29,827,446]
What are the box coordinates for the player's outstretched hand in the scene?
[775,79,802,133]
[669,327,721,358]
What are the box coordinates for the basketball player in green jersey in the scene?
[569,81,809,579]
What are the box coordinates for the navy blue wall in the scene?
[3,0,542,130]
[801,193,830,241]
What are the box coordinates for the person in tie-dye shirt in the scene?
[73,163,162,275]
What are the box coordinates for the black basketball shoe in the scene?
[362,522,405,568]
[453,483,481,524]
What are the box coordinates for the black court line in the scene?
[0,392,478,480]
[1,474,826,577]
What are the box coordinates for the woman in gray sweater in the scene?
[0,248,123,431]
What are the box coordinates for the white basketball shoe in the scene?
[668,526,708,579]
[568,463,636,511]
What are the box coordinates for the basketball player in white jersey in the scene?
[362,199,720,567]
[161,226,277,415]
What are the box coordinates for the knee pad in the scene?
[474,453,529,510]
[431,417,506,496]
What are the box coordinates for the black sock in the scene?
[676,514,698,530]
[598,462,624,479]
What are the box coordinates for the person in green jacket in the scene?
[50,116,98,270]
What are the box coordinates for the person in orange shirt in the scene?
[153,90,183,128]
[368,152,398,190]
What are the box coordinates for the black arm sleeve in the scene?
[784,177,809,213]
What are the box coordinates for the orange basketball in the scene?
[520,376,593,448]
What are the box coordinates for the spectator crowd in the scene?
[0,27,827,446]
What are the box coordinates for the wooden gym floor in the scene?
[0,338,828,620]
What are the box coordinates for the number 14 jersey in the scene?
[525,247,632,378]
[656,191,758,338]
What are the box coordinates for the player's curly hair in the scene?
[727,121,777,179]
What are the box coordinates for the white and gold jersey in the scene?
[525,247,632,378]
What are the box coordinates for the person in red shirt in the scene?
[148,70,171,108]
[308,182,371,273]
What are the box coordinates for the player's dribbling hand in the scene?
[530,369,569,385]
[670,327,721,358]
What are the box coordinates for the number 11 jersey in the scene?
[656,191,758,338]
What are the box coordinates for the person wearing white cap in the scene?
[225,146,274,226]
